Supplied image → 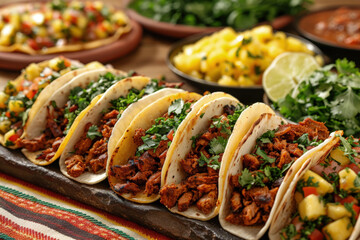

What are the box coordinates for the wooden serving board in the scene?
[0,146,243,240]
[0,19,143,71]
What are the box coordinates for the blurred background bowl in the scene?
[296,6,360,65]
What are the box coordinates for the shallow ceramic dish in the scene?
[127,7,293,38]
[296,6,360,64]
[167,32,326,104]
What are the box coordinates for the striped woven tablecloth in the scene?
[0,172,171,240]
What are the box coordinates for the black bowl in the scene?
[296,6,360,65]
[167,32,326,105]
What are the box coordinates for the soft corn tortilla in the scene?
[108,92,233,204]
[0,58,84,148]
[59,77,183,184]
[0,3,131,55]
[22,68,126,166]
[268,131,360,240]
[218,114,339,240]
[162,102,274,221]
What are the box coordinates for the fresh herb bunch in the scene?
[273,59,360,137]
[129,0,310,29]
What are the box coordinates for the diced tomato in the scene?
[291,216,303,232]
[36,37,54,48]
[27,39,40,50]
[59,57,71,68]
[308,229,324,240]
[70,14,78,24]
[9,134,19,142]
[26,87,37,99]
[5,111,11,118]
[339,195,359,205]
[303,186,318,197]
[21,21,32,35]
[352,204,360,219]
[167,130,174,141]
[3,14,9,23]
[347,163,360,174]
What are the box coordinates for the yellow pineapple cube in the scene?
[298,194,326,220]
[339,168,360,193]
[330,148,350,166]
[326,203,351,220]
[322,217,353,240]
[25,63,41,81]
[301,170,334,195]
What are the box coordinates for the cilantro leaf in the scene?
[209,136,227,155]
[256,147,275,164]
[258,129,275,144]
[198,152,220,170]
[168,99,184,115]
[87,125,102,140]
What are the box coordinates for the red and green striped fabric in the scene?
[0,172,170,240]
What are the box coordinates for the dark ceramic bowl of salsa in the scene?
[296,6,360,64]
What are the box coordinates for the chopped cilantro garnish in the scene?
[256,147,275,164]
[87,125,102,140]
[238,168,266,190]
[198,152,220,170]
[209,136,227,155]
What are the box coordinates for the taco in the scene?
[58,76,184,184]
[16,67,133,166]
[269,134,360,240]
[218,114,336,240]
[159,102,275,221]
[0,57,103,148]
[107,92,234,203]
[0,0,131,55]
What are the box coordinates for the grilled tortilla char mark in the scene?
[110,99,194,196]
[64,110,119,177]
[160,105,242,214]
[225,118,329,226]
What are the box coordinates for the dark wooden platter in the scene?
[0,19,143,71]
[0,146,244,240]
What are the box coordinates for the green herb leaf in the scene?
[87,125,102,140]
[209,136,227,155]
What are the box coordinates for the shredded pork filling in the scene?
[225,118,329,226]
[16,104,68,160]
[64,109,118,177]
[160,105,237,214]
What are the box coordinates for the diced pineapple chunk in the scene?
[8,100,25,114]
[330,148,350,166]
[326,203,352,220]
[48,57,63,71]
[298,194,326,220]
[301,170,334,195]
[0,92,9,108]
[339,168,360,193]
[84,61,103,69]
[322,217,353,240]
[251,25,273,42]
[25,63,41,81]
[0,120,11,134]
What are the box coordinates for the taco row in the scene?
[1,58,359,240]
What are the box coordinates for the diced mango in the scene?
[301,170,334,195]
[298,194,326,220]
[8,100,25,114]
[326,203,351,220]
[0,92,9,108]
[339,168,360,193]
[330,148,350,166]
[322,217,353,240]
[0,120,11,134]
[25,63,41,81]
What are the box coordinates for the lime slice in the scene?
[263,52,320,102]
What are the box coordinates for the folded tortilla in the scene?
[268,131,360,240]
[59,76,184,184]
[161,102,275,221]
[218,114,338,240]
[21,68,126,166]
[107,92,234,204]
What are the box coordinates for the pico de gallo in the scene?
[0,0,130,54]
[281,136,360,240]
[0,56,83,147]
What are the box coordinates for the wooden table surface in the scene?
[0,0,359,91]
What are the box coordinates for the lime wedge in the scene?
[263,52,320,102]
